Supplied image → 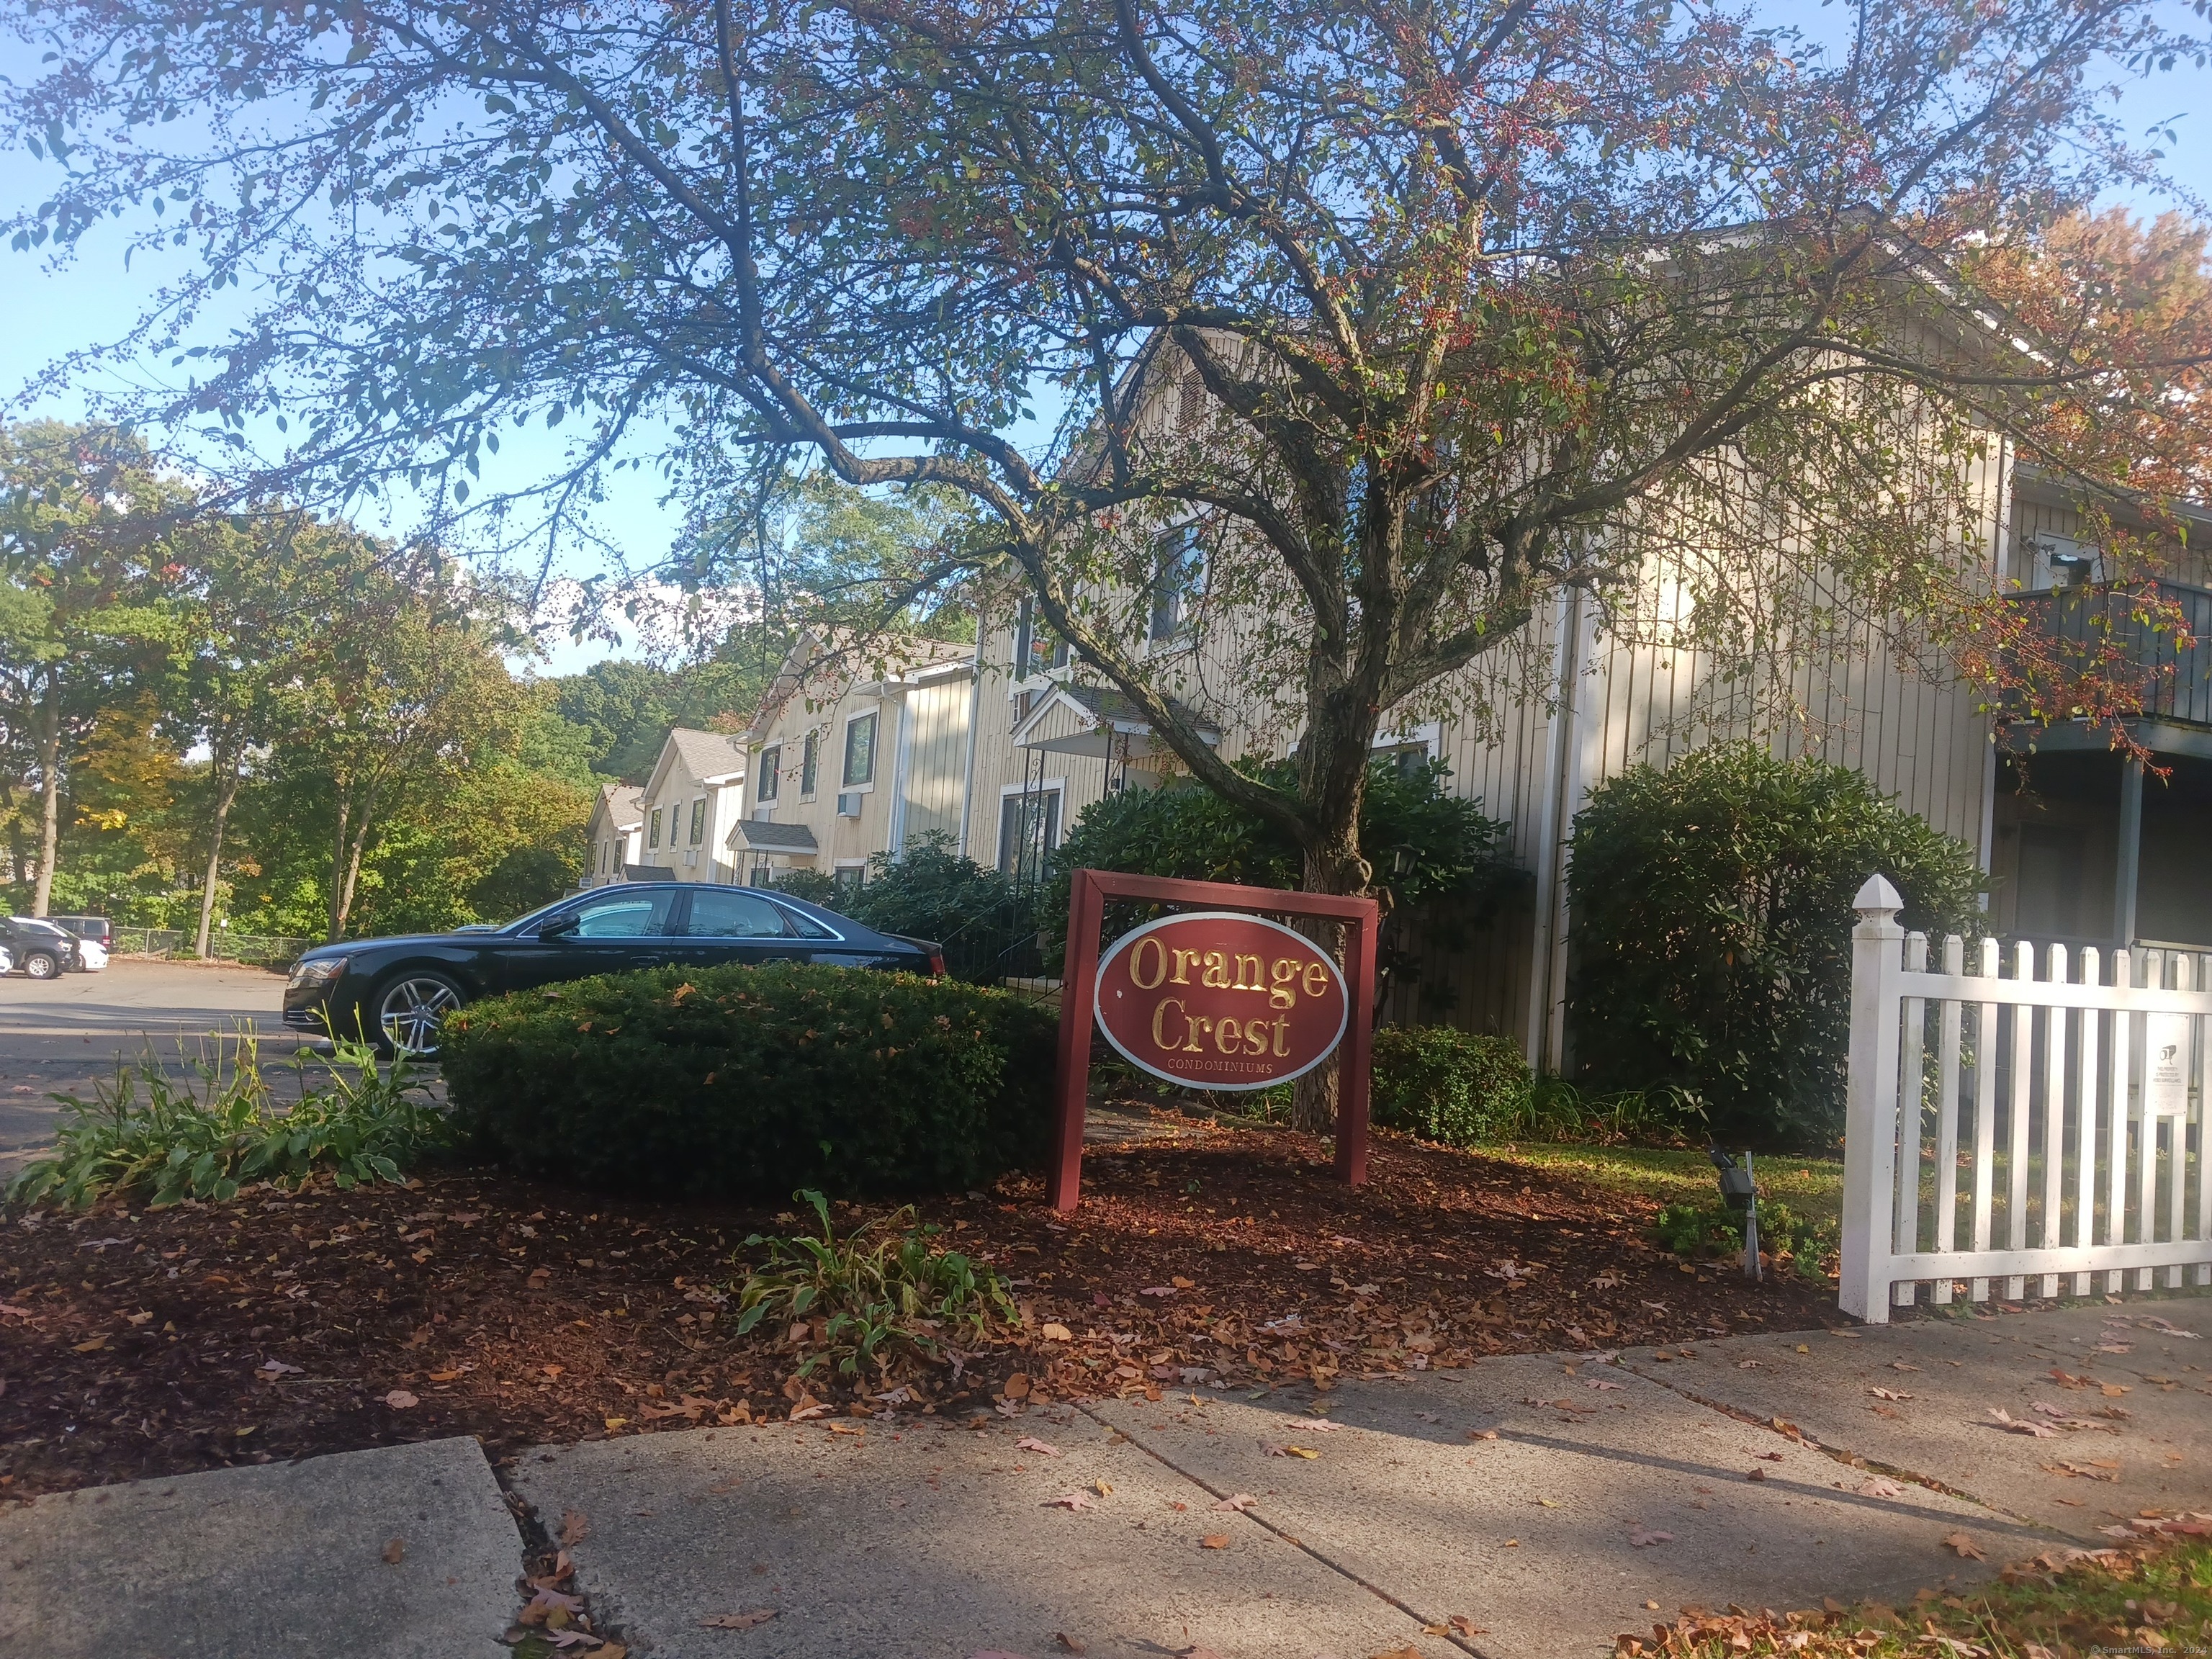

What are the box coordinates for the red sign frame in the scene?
[1047,868,1379,1212]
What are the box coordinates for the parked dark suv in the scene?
[48,914,113,952]
[283,882,944,1054]
[1,917,80,979]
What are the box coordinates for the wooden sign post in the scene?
[1046,868,1380,1212]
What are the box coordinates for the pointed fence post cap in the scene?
[1853,873,1903,918]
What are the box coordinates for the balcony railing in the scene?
[2003,579,2212,729]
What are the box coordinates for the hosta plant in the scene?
[733,1189,1017,1379]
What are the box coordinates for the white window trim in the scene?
[995,776,1066,866]
[1371,720,1441,762]
[840,708,881,792]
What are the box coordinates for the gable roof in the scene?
[747,631,976,744]
[644,727,748,796]
[589,782,645,832]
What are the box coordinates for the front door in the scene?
[496,888,682,992]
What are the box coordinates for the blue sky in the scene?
[2,3,2206,676]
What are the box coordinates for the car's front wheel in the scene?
[20,950,60,980]
[372,971,465,1056]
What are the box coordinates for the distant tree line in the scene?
[0,422,768,943]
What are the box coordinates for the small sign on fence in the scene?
[2146,1013,2191,1118]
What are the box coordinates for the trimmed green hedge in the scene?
[441,963,1056,1199]
[1566,742,1983,1148]
[1370,1025,1533,1146]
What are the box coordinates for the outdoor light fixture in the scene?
[1707,1143,1761,1282]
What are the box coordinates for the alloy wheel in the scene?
[22,952,58,980]
[377,976,462,1055]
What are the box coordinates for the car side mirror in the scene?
[538,914,581,940]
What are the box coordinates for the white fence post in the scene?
[1841,875,1906,1322]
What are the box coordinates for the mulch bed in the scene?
[0,1112,1840,1500]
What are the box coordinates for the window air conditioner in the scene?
[682,848,698,867]
[837,791,863,818]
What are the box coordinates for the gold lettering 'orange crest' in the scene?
[1091,912,1349,1091]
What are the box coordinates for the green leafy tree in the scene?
[1565,742,1984,1148]
[161,510,387,953]
[284,556,534,940]
[549,657,763,784]
[1047,757,1517,1012]
[0,422,183,914]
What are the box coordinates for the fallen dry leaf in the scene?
[1942,1531,1985,1560]
[1200,1533,1231,1549]
[1054,1635,1087,1654]
[701,1609,777,1630]
[382,1390,419,1410]
[1467,1428,1499,1442]
[1628,1528,1674,1547]
[381,1537,405,1565]
[1213,1493,1258,1511]
[559,1510,589,1547]
[1989,1407,2057,1438]
[1043,1491,1096,1511]
[1860,1476,1905,1498]
[1869,1387,1912,1401]
[1040,1323,1074,1343]
[1016,1437,1061,1457]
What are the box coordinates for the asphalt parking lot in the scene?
[0,958,304,1175]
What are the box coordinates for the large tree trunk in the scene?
[328,791,352,943]
[329,780,376,943]
[194,749,242,958]
[1287,796,1373,1135]
[31,688,61,918]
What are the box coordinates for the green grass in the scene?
[1472,1142,1845,1223]
[1632,1532,2210,1657]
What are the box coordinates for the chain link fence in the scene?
[110,927,316,968]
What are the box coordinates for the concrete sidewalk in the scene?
[4,1302,2206,1659]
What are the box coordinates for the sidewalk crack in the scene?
[1071,1403,1495,1659]
[1614,1360,2066,1536]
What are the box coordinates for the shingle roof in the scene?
[665,727,748,782]
[595,782,645,828]
[727,819,821,853]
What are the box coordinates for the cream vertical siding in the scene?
[898,675,974,848]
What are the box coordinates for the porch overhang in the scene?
[1012,683,1221,765]
[727,819,821,856]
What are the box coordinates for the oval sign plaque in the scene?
[1092,911,1349,1091]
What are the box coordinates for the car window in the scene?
[563,892,677,938]
[684,889,793,939]
[774,902,839,940]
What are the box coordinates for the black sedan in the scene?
[283,883,943,1054]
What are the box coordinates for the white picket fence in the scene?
[1841,874,2212,1323]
